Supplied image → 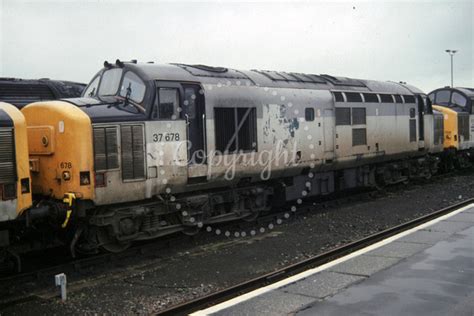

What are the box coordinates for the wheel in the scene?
[182,225,200,236]
[96,227,131,253]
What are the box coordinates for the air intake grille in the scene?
[409,119,417,142]
[121,125,145,180]
[434,115,444,145]
[335,108,351,126]
[0,129,16,184]
[93,127,119,171]
[458,113,470,142]
[352,128,367,146]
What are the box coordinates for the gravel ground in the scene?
[1,171,474,315]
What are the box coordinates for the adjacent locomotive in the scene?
[0,77,85,108]
[0,103,32,222]
[20,61,446,253]
[0,102,32,266]
[428,87,474,167]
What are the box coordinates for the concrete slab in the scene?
[365,241,428,258]
[281,271,365,299]
[444,212,474,223]
[462,206,474,214]
[202,208,474,316]
[397,230,451,245]
[426,220,474,234]
[328,255,401,276]
[296,221,474,316]
[211,290,316,316]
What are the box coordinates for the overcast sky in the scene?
[0,0,472,92]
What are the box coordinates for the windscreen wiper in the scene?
[114,95,146,114]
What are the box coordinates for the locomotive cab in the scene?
[429,87,474,151]
[0,102,32,224]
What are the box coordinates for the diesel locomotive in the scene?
[429,87,474,166]
[1,60,472,264]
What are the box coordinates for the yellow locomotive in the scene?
[429,87,474,167]
[0,102,32,223]
[0,102,32,268]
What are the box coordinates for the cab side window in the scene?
[158,88,179,120]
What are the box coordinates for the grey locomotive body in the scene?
[63,61,444,250]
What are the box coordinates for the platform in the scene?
[193,204,474,316]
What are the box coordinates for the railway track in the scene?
[0,167,466,281]
[0,169,471,311]
[156,197,474,316]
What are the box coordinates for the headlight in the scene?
[80,172,91,186]
[62,171,71,181]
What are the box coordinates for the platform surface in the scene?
[198,205,474,316]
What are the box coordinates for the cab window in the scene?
[83,76,100,97]
[183,87,196,119]
[435,90,450,105]
[451,92,467,107]
[158,88,179,119]
[119,72,146,103]
[98,68,123,96]
[428,93,435,103]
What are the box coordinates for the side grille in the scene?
[214,108,236,153]
[409,119,417,142]
[93,127,119,171]
[352,128,367,146]
[214,107,257,153]
[335,108,351,125]
[458,113,470,142]
[434,115,444,145]
[0,129,16,184]
[121,125,145,180]
[351,108,366,125]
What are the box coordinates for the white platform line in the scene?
[191,203,473,316]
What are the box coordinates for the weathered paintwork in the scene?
[21,101,95,200]
[21,63,445,209]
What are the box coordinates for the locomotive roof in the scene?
[455,87,474,98]
[118,62,421,95]
[429,87,474,99]
[0,77,86,108]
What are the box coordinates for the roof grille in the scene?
[252,70,326,84]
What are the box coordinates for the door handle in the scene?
[202,114,207,157]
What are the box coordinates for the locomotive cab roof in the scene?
[428,87,474,113]
[83,59,423,96]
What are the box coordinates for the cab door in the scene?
[323,108,335,162]
[180,84,206,165]
[417,95,425,141]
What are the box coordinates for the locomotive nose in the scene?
[21,101,95,200]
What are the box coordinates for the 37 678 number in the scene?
[153,133,180,142]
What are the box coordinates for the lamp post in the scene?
[445,49,458,87]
